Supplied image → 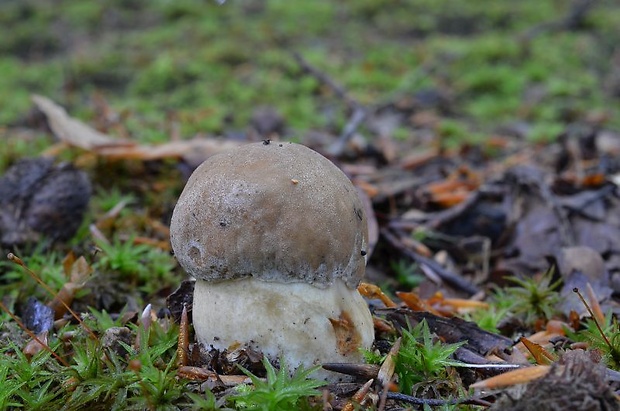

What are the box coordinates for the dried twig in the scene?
[291,52,356,107]
[386,392,491,407]
[381,229,480,295]
[291,52,369,156]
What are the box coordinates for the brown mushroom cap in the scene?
[170,142,368,289]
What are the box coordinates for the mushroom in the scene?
[169,141,374,381]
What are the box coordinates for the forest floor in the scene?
[1,1,620,410]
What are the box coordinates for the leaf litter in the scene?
[3,11,620,407]
[2,89,617,409]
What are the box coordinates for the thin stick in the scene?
[0,300,69,367]
[291,51,369,155]
[573,287,613,351]
[386,392,491,407]
[291,51,355,106]
[381,229,479,295]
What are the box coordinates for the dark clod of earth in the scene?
[0,157,91,248]
[490,350,619,411]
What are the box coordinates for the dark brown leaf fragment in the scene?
[382,308,513,356]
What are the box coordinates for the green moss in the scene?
[528,122,565,143]
[2,2,620,408]
[62,2,105,28]
[0,58,63,125]
[131,53,200,95]
[0,131,51,172]
[0,0,618,144]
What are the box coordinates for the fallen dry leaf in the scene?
[358,282,398,307]
[32,94,128,149]
[32,94,239,163]
[49,255,93,319]
[396,291,442,315]
[470,365,551,390]
[519,337,557,365]
[93,137,239,161]
[342,379,374,411]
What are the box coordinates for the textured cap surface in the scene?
[170,142,368,288]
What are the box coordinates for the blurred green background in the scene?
[1,0,619,154]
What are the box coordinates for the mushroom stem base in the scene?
[192,278,374,382]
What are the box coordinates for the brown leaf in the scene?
[342,379,374,411]
[48,256,93,320]
[32,94,127,149]
[23,331,50,358]
[470,365,550,390]
[396,291,442,315]
[519,337,557,365]
[32,94,239,163]
[377,337,400,387]
[177,305,189,367]
[93,138,238,161]
[358,283,397,308]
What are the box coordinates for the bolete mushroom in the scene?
[170,141,374,381]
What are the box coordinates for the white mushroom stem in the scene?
[192,278,374,382]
